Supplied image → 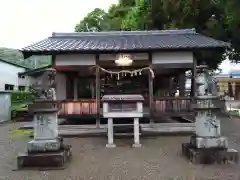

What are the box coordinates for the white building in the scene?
[0,59,30,91]
[217,59,240,78]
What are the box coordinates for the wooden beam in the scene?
[96,54,100,128]
[152,63,193,69]
[52,55,56,68]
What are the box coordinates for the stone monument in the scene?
[17,68,72,170]
[182,64,238,164]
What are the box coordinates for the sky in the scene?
[0,0,117,49]
[219,58,240,75]
[0,0,237,72]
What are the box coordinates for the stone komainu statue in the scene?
[196,65,218,97]
[30,68,57,101]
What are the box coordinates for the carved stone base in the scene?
[27,139,61,152]
[182,143,238,164]
[190,136,228,149]
[16,145,72,170]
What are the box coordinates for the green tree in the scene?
[121,0,151,30]
[119,0,135,7]
[75,8,108,32]
[75,0,240,69]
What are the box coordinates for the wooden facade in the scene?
[52,52,197,123]
[20,30,229,124]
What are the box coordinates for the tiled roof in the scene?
[21,29,230,53]
[18,65,51,77]
[0,58,30,69]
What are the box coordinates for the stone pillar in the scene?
[133,118,141,148]
[106,118,116,148]
[28,112,60,152]
[33,113,58,140]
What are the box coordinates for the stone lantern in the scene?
[17,68,72,169]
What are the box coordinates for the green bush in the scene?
[10,91,33,120]
[11,91,33,105]
[228,110,240,117]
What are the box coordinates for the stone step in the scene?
[113,124,141,134]
[114,133,142,136]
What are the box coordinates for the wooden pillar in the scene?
[52,54,56,90]
[96,55,100,128]
[169,77,174,96]
[73,78,78,100]
[179,71,185,97]
[191,57,197,101]
[51,54,56,68]
[148,53,154,125]
[91,81,95,99]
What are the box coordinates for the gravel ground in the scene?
[0,116,240,180]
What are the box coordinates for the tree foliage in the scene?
[75,0,240,69]
[75,8,108,32]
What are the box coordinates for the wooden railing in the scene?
[153,97,192,115]
[153,96,225,115]
[59,99,97,116]
[58,97,224,117]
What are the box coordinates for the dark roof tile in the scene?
[21,29,230,53]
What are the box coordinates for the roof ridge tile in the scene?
[52,29,196,37]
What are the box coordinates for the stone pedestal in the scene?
[182,143,238,164]
[17,145,72,170]
[182,107,238,164]
[17,101,72,170]
[191,136,228,149]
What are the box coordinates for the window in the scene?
[5,84,14,91]
[18,86,26,91]
[18,75,25,79]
